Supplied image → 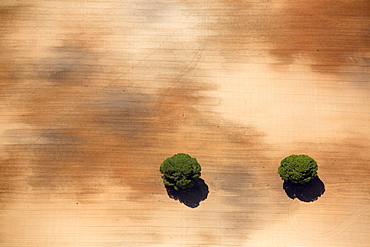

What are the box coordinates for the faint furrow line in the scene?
[103,2,205,89]
[288,200,313,239]
[29,2,205,146]
[150,0,211,116]
[331,184,370,198]
[289,199,370,240]
[319,205,370,239]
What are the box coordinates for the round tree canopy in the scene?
[278,154,318,184]
[160,153,201,190]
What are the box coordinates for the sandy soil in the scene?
[1,0,369,246]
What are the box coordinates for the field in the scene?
[1,0,369,246]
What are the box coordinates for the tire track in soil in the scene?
[26,0,208,146]
[103,0,206,89]
[289,199,370,240]
[0,0,212,199]
[150,0,211,116]
[6,0,214,198]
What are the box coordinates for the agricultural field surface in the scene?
[1,0,369,246]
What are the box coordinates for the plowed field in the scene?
[1,1,369,246]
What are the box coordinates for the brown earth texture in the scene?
[1,0,369,246]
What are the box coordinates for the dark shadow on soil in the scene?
[283,176,325,202]
[165,178,209,208]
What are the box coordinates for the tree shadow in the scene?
[165,178,209,208]
[283,176,325,202]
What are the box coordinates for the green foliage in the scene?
[160,153,201,190]
[278,155,318,184]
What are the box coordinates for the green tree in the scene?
[278,154,318,184]
[160,153,201,190]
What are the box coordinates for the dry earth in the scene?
[1,0,369,246]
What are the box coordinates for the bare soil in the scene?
[1,0,369,246]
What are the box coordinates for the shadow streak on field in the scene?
[165,178,209,208]
[283,177,325,203]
